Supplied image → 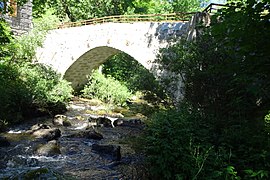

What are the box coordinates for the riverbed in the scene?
[0,97,148,179]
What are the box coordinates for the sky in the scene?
[210,0,226,4]
[202,0,227,7]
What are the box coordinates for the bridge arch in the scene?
[63,45,151,88]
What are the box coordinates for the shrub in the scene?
[144,107,224,179]
[81,70,132,106]
[0,18,13,62]
[102,53,168,100]
[12,9,60,63]
[0,63,31,122]
[19,63,73,109]
[0,62,73,125]
[144,106,270,179]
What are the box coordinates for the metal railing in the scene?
[56,3,229,29]
[203,3,229,13]
[57,12,195,28]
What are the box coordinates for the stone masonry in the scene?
[1,0,32,35]
[37,21,192,89]
[36,12,209,101]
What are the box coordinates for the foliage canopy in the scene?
[32,0,204,21]
[145,0,270,179]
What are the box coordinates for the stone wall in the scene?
[1,0,32,35]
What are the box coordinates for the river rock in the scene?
[63,120,72,127]
[32,128,61,141]
[88,115,119,128]
[36,140,61,156]
[53,115,72,127]
[0,136,10,147]
[115,118,143,127]
[28,124,51,133]
[92,144,121,161]
[68,130,103,140]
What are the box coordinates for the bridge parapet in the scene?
[57,13,195,28]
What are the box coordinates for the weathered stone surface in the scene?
[92,144,121,161]
[32,128,61,141]
[63,120,72,127]
[27,123,61,141]
[53,115,65,126]
[1,0,32,35]
[53,114,72,126]
[115,118,143,127]
[36,140,61,156]
[68,130,103,140]
[29,124,51,132]
[88,115,119,128]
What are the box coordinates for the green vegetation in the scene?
[145,107,218,179]
[81,70,132,106]
[32,0,204,21]
[142,0,270,179]
[0,11,73,130]
[102,53,168,101]
[81,51,170,108]
[13,9,60,63]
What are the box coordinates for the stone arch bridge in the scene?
[36,13,208,89]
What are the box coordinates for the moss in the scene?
[3,132,34,142]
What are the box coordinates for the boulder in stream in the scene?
[68,130,103,140]
[88,115,119,128]
[53,115,72,127]
[28,124,51,133]
[32,128,61,141]
[36,140,61,156]
[92,144,121,161]
[115,118,143,127]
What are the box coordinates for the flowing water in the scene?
[0,98,147,179]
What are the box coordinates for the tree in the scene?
[0,19,13,62]
[128,0,173,14]
[156,0,270,126]
[33,0,137,21]
[32,0,205,21]
[170,0,202,12]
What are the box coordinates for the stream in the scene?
[0,97,147,179]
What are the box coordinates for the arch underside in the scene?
[63,46,121,89]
